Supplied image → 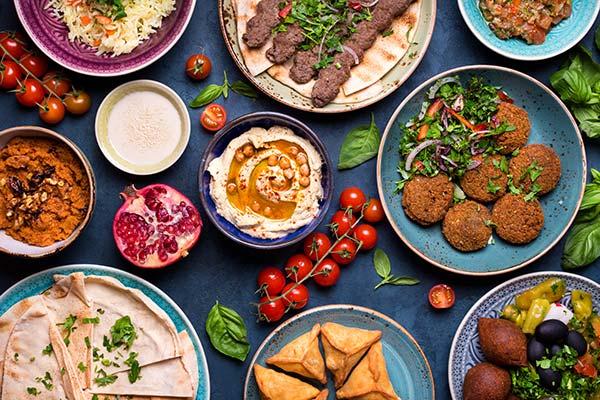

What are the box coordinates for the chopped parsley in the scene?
[487,179,501,194]
[382,29,394,37]
[42,344,53,356]
[84,336,91,349]
[13,352,18,362]
[35,371,53,391]
[94,369,118,387]
[125,352,142,383]
[77,362,87,372]
[26,387,41,395]
[82,317,100,324]
[105,316,137,352]
[56,315,77,346]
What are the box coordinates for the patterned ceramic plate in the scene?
[244,305,435,400]
[218,0,436,113]
[377,65,586,275]
[0,264,210,399]
[448,271,600,399]
[13,0,196,76]
[458,0,600,61]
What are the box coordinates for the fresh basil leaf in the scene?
[373,248,391,279]
[387,276,420,286]
[190,84,223,108]
[338,113,380,170]
[205,302,250,362]
[552,69,593,104]
[592,168,600,183]
[230,81,258,99]
[222,71,229,99]
[579,119,600,138]
[562,218,600,269]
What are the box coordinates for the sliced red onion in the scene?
[467,159,482,170]
[441,108,449,130]
[452,94,464,112]
[405,139,441,171]
[438,159,448,172]
[418,101,430,120]
[470,141,485,155]
[491,115,500,128]
[316,18,339,65]
[359,0,379,7]
[342,45,360,65]
[427,76,461,99]
[440,155,458,168]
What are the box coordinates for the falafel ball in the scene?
[442,200,492,252]
[509,144,561,195]
[492,194,544,244]
[495,102,531,155]
[460,154,509,203]
[463,363,511,400]
[402,174,454,226]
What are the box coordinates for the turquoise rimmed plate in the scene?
[0,264,210,399]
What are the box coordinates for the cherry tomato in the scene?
[279,3,292,18]
[363,198,385,223]
[19,53,48,78]
[0,60,22,90]
[497,90,514,104]
[39,97,65,125]
[339,187,367,212]
[575,354,598,378]
[428,284,456,309]
[185,54,212,81]
[353,224,378,251]
[348,0,362,11]
[16,79,44,107]
[331,238,357,265]
[282,283,309,310]
[258,297,286,322]
[330,210,357,236]
[257,266,286,297]
[201,103,227,131]
[313,259,341,287]
[0,32,27,59]
[42,71,71,97]
[285,254,313,282]
[303,232,332,261]
[64,90,92,115]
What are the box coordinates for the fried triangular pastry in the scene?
[336,341,400,400]
[321,322,382,388]
[254,364,323,400]
[266,324,327,384]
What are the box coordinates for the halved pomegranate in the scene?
[113,184,202,268]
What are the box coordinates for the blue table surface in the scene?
[0,2,599,399]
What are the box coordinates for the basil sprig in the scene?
[338,113,381,170]
[373,249,419,289]
[190,71,257,108]
[205,302,250,362]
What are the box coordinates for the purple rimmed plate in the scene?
[14,0,196,76]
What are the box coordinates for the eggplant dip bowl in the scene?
[396,76,562,252]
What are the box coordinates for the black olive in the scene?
[537,367,562,391]
[566,330,587,356]
[549,343,562,356]
[527,337,547,363]
[535,320,569,345]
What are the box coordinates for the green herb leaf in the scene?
[106,316,137,351]
[338,113,380,170]
[373,248,391,279]
[125,352,141,383]
[189,84,223,108]
[386,276,420,286]
[42,344,53,356]
[230,80,258,98]
[205,302,250,362]
[94,369,118,387]
[222,71,229,99]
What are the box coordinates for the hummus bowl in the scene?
[199,112,333,249]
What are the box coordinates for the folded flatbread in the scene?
[254,364,326,400]
[266,323,327,384]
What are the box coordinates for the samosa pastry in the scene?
[336,341,400,400]
[321,322,381,388]
[254,364,324,400]
[266,323,326,384]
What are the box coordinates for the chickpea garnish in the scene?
[227,183,237,194]
[251,201,261,212]
[267,155,278,166]
[235,151,245,162]
[300,176,310,187]
[279,156,291,169]
[263,206,273,217]
[296,153,308,165]
[299,163,310,177]
[242,144,255,157]
[284,168,295,180]
[288,146,299,156]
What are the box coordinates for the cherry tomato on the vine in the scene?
[39,97,65,125]
[201,103,227,131]
[340,187,366,212]
[43,71,72,97]
[353,224,378,251]
[303,232,332,261]
[313,258,341,287]
[16,79,44,108]
[284,254,313,282]
[331,238,357,265]
[257,266,286,297]
[0,32,27,59]
[258,297,286,322]
[428,284,456,309]
[281,283,309,310]
[363,198,385,223]
[330,210,356,236]
[0,60,22,90]
[185,54,212,81]
[19,53,48,78]
[64,90,92,115]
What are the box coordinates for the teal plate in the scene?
[458,0,600,61]
[0,264,210,399]
[243,305,435,400]
[377,65,586,276]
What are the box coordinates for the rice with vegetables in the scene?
[45,0,176,56]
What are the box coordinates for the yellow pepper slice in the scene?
[515,278,566,310]
[572,290,593,321]
[522,298,550,334]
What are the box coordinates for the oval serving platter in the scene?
[218,0,436,113]
[448,271,600,400]
[0,264,210,400]
[377,65,586,276]
[244,304,435,400]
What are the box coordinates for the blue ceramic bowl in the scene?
[199,112,333,249]
[377,65,586,275]
[458,0,600,61]
[448,271,600,399]
[244,305,435,400]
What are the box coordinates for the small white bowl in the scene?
[95,80,191,175]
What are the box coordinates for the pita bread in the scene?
[235,0,274,76]
[254,364,324,400]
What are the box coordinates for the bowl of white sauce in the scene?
[95,80,191,175]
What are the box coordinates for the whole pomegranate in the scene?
[113,184,202,268]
